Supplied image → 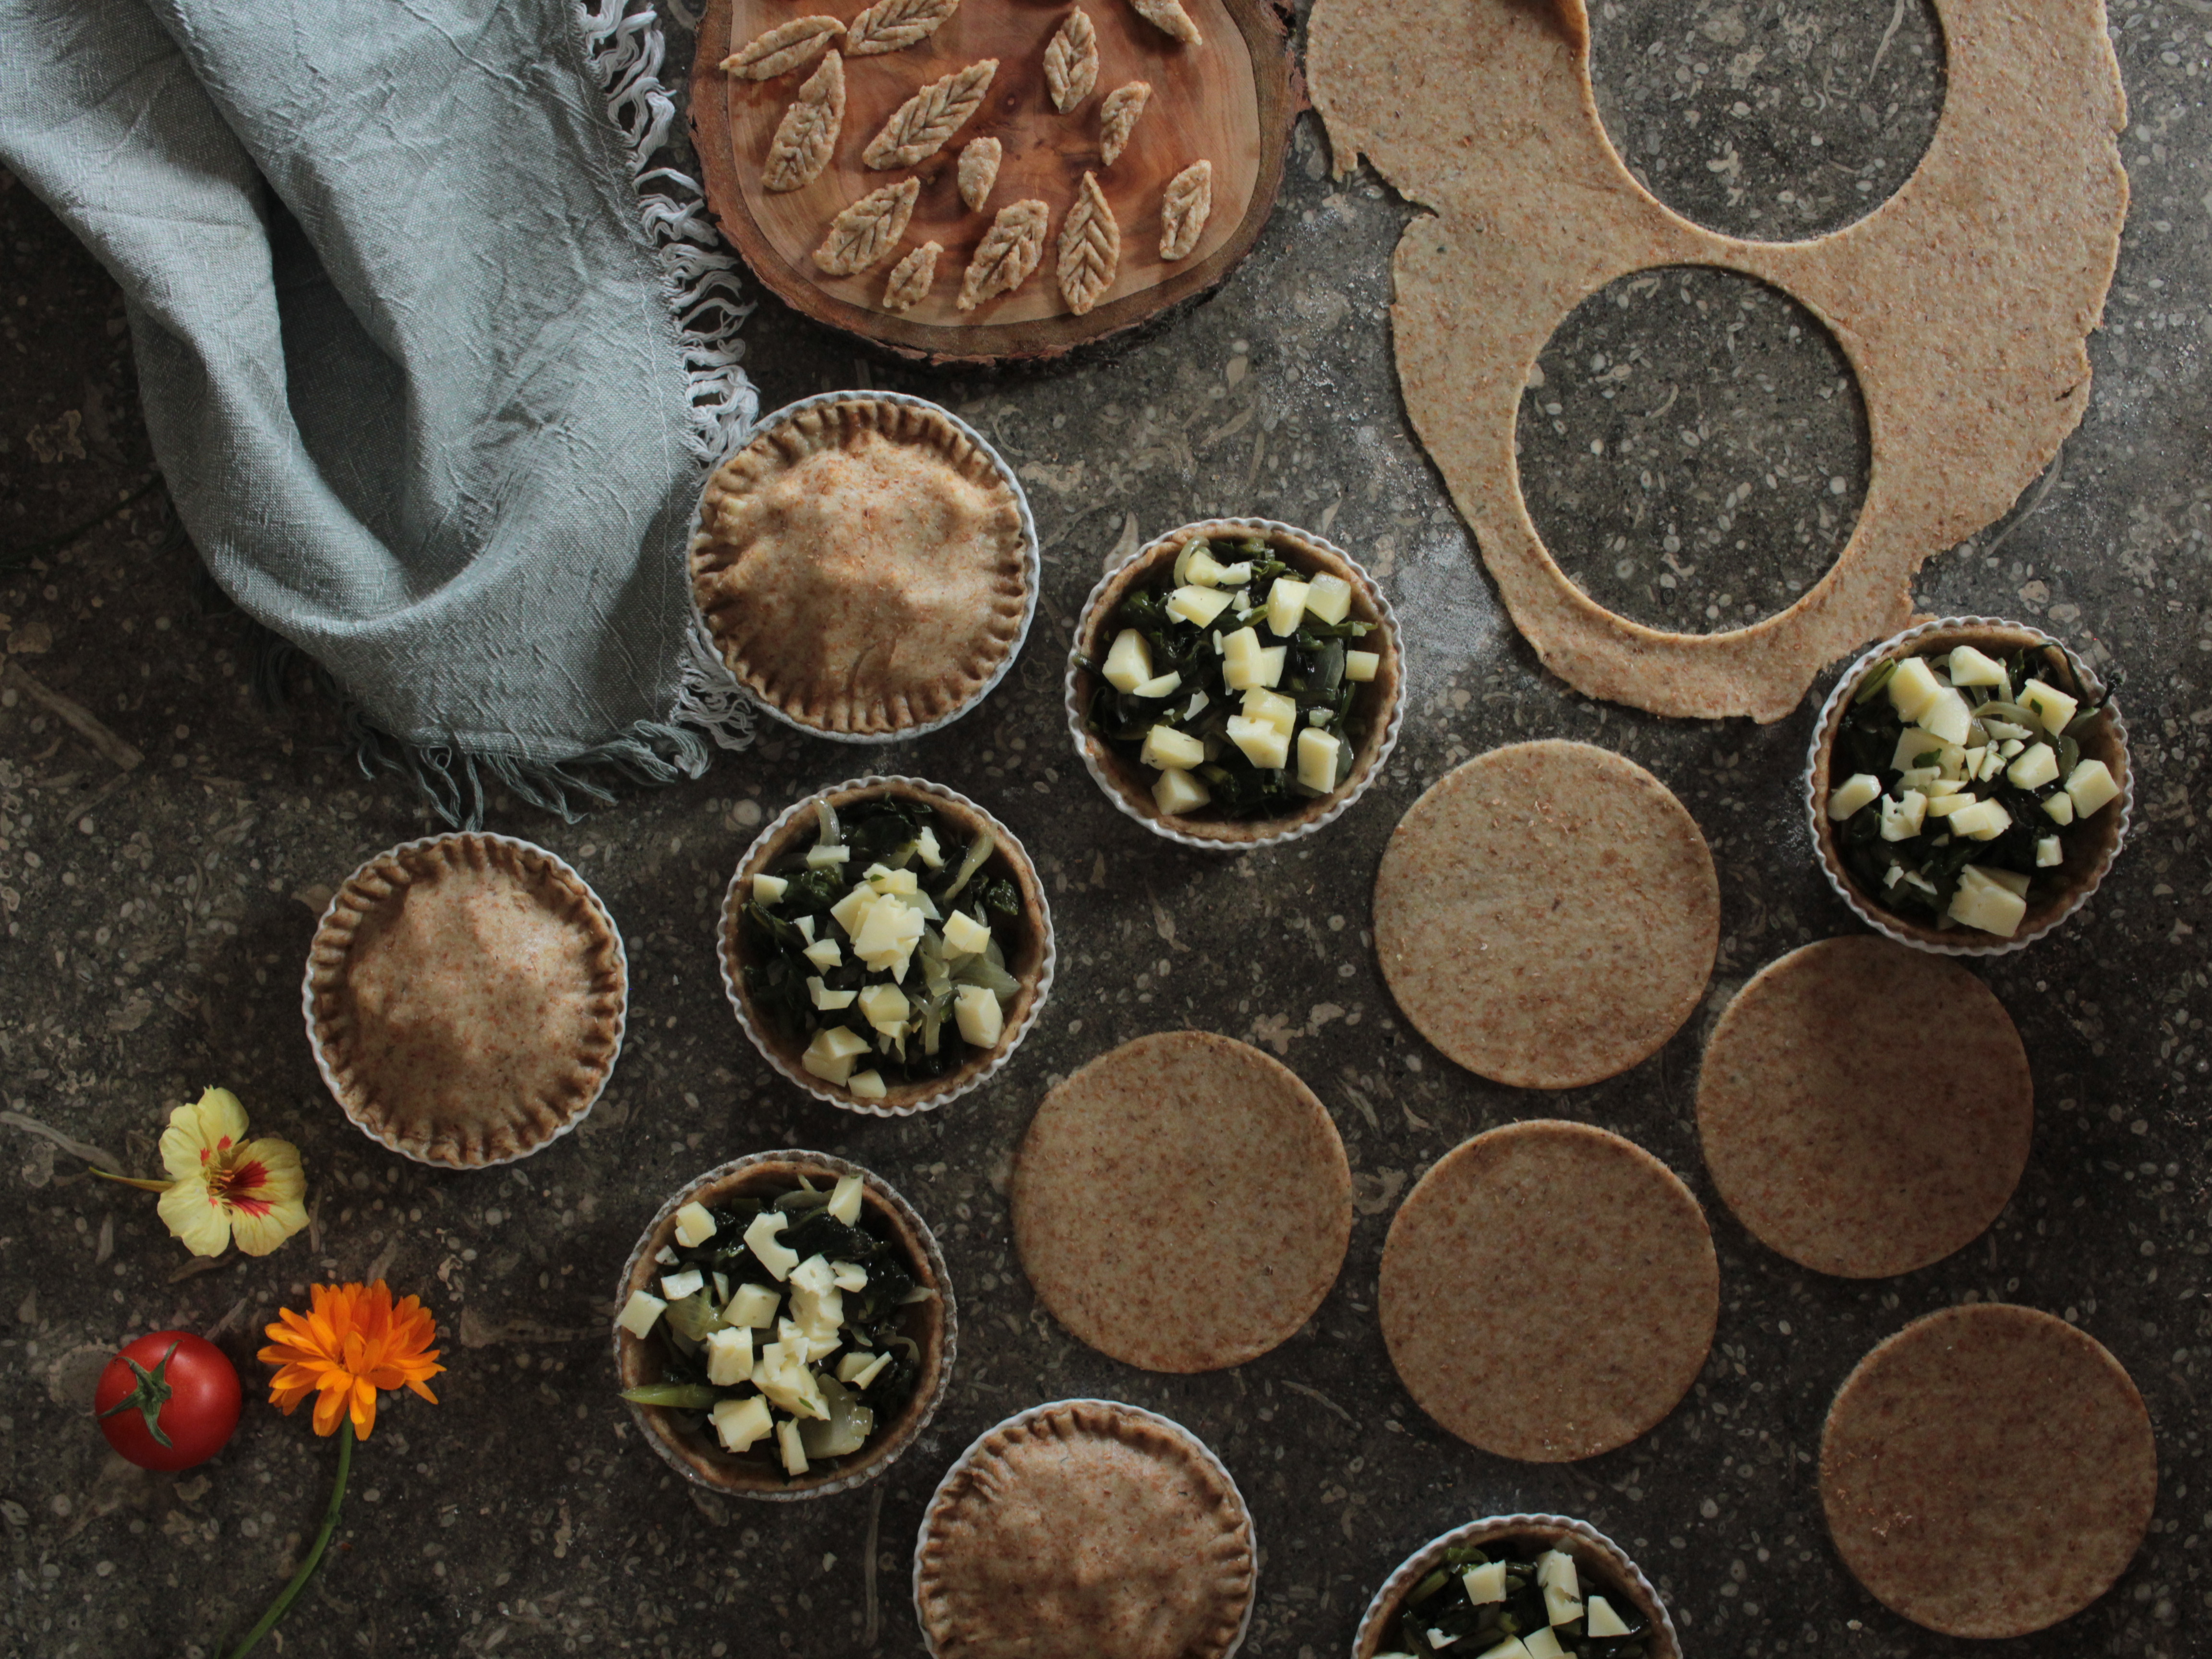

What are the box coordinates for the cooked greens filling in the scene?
[616,1174,931,1479]
[741,795,1023,1095]
[1829,643,2119,938]
[1082,533,1386,820]
[1376,1541,1649,1659]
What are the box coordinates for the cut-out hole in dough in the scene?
[1517,266,1869,635]
[1587,0,1946,241]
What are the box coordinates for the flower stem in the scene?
[223,1420,354,1659]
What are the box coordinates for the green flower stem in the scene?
[223,1420,354,1659]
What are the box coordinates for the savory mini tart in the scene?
[720,776,1054,1115]
[303,834,625,1168]
[613,1152,955,1500]
[1807,616,2130,950]
[915,1399,1255,1659]
[1356,1515,1679,1659]
[1066,517,1405,848]
[690,393,1038,740]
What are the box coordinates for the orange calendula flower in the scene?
[259,1281,444,1441]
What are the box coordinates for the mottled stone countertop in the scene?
[2,1,2208,1656]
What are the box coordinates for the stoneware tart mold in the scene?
[1804,615,2132,955]
[689,390,1040,743]
[1352,1514,1680,1659]
[611,1151,956,1501]
[912,1398,1257,1659]
[1065,516,1405,850]
[718,775,1054,1116]
[303,833,627,1169]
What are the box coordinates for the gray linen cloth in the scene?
[1,0,756,818]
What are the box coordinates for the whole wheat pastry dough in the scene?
[721,15,842,81]
[812,177,920,275]
[1043,9,1100,112]
[881,241,942,313]
[1821,1305,2155,1637]
[864,59,998,169]
[1098,80,1150,166]
[957,137,1001,211]
[1055,171,1119,316]
[761,50,844,193]
[1308,0,2128,720]
[1158,158,1211,259]
[843,0,959,57]
[959,199,1048,309]
[1127,0,1201,46]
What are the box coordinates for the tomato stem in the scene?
[221,1419,353,1659]
[95,1339,180,1449]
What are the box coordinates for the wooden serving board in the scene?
[691,0,1296,362]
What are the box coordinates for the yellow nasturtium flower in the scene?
[99,1088,310,1257]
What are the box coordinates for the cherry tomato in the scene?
[93,1331,241,1471]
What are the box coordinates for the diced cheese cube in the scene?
[1182,547,1227,587]
[751,874,788,904]
[827,1173,864,1226]
[802,937,842,971]
[712,1271,730,1303]
[1948,798,2012,840]
[673,1201,718,1249]
[1897,766,1941,792]
[1886,655,1944,721]
[1584,1597,1633,1639]
[1296,727,1341,793]
[1265,577,1310,637]
[1947,645,2011,693]
[1536,1551,1580,1599]
[655,1245,679,1265]
[744,1211,801,1280]
[847,1069,887,1101]
[1253,645,1287,687]
[1102,627,1153,692]
[1462,1560,1508,1603]
[1879,790,1927,841]
[1141,723,1207,771]
[710,1395,774,1454]
[1220,626,1267,690]
[1345,648,1380,682]
[1184,688,1210,721]
[914,826,944,868]
[2007,742,2060,790]
[1166,584,1235,627]
[835,1349,877,1383]
[805,844,850,868]
[2042,790,2075,826]
[2035,835,2063,868]
[1542,1582,1584,1626]
[857,983,910,1036]
[778,1416,809,1476]
[1982,718,2033,741]
[1987,866,2034,899]
[1214,560,1253,586]
[1891,728,1962,776]
[1304,571,1354,624]
[753,1340,829,1419]
[1226,714,1291,769]
[829,883,875,937]
[2019,677,2080,734]
[1827,772,1881,820]
[853,895,926,977]
[616,1289,666,1338]
[847,1351,892,1391]
[1924,790,1982,818]
[1948,865,2028,937]
[795,915,818,943]
[660,1268,704,1302]
[788,1257,843,1340]
[1152,767,1212,816]
[1921,778,1966,798]
[705,1325,755,1386]
[1999,738,2025,759]
[1520,1631,1563,1659]
[1978,747,2007,782]
[1477,1638,1531,1659]
[942,909,992,957]
[1919,685,1973,746]
[725,1282,781,1327]
[807,976,857,1011]
[830,1261,868,1292]
[1131,671,1183,699]
[1242,687,1298,736]
[2066,757,2120,817]
[866,866,919,897]
[954,984,1004,1048]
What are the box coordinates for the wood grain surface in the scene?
[692,0,1294,361]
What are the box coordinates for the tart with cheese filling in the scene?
[691,395,1034,739]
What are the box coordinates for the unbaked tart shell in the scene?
[303,833,626,1168]
[691,395,1034,738]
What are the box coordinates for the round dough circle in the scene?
[1380,1120,1717,1462]
[1820,1304,2156,1638]
[1012,1032,1352,1372]
[1698,937,2032,1277]
[1374,741,1718,1088]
